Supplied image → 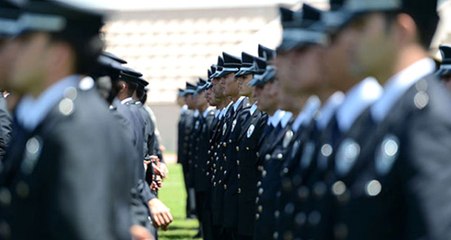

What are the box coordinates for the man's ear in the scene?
[395,13,418,45]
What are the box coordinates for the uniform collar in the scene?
[121,97,134,105]
[193,109,200,117]
[337,77,382,132]
[280,111,293,128]
[371,58,435,122]
[250,103,258,116]
[292,96,321,132]
[203,106,215,118]
[316,91,345,130]
[16,75,80,131]
[233,96,246,112]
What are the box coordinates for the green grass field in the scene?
[158,164,201,240]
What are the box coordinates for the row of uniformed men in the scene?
[178,0,451,240]
[0,1,171,240]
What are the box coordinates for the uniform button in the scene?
[246,147,250,150]
[255,197,259,203]
[229,139,232,143]
[219,180,222,184]
[277,153,283,160]
[256,152,260,158]
[282,178,292,191]
[295,212,306,226]
[276,191,281,198]
[262,170,267,177]
[366,180,382,197]
[308,211,321,225]
[282,167,289,174]
[256,213,260,220]
[237,188,241,194]
[206,161,210,165]
[283,231,293,240]
[237,160,240,165]
[0,188,11,206]
[220,167,223,171]
[237,174,241,179]
[258,188,264,195]
[0,221,10,239]
[258,166,264,171]
[258,205,263,213]
[273,231,279,239]
[265,154,271,160]
[332,181,350,203]
[16,181,29,198]
[297,186,309,201]
[257,181,262,187]
[284,203,294,214]
[223,143,227,147]
[274,210,280,218]
[334,223,348,240]
[213,182,216,187]
[224,184,227,190]
[236,146,240,151]
[224,170,227,175]
[313,182,327,198]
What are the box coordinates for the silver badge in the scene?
[232,119,237,132]
[290,140,300,159]
[247,124,255,138]
[21,137,43,175]
[283,130,294,148]
[375,134,399,176]
[300,141,315,169]
[222,123,227,135]
[335,138,360,176]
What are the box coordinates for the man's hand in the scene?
[130,225,154,240]
[148,198,173,230]
[157,162,169,179]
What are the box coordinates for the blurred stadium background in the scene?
[89,0,451,154]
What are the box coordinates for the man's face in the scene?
[185,94,195,109]
[205,87,213,105]
[212,77,224,99]
[10,32,52,96]
[222,72,239,98]
[325,23,360,92]
[196,90,207,109]
[258,81,279,113]
[237,74,253,96]
[276,45,325,96]
[348,13,397,80]
[0,38,20,90]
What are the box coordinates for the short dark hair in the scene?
[49,32,104,75]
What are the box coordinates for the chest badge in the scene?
[335,138,360,176]
[231,119,237,132]
[247,124,255,138]
[21,136,43,175]
[375,134,399,176]
[222,123,227,135]
[283,130,294,148]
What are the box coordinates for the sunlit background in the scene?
[68,0,451,153]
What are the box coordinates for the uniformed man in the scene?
[191,79,215,240]
[436,45,451,90]
[233,53,268,240]
[0,1,17,162]
[0,1,134,239]
[181,81,198,220]
[254,65,294,240]
[327,0,451,239]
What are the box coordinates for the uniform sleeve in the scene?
[403,95,451,240]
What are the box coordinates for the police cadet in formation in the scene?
[437,45,451,90]
[0,1,135,239]
[178,81,198,220]
[233,54,268,240]
[189,79,216,239]
[0,1,15,163]
[320,0,451,239]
